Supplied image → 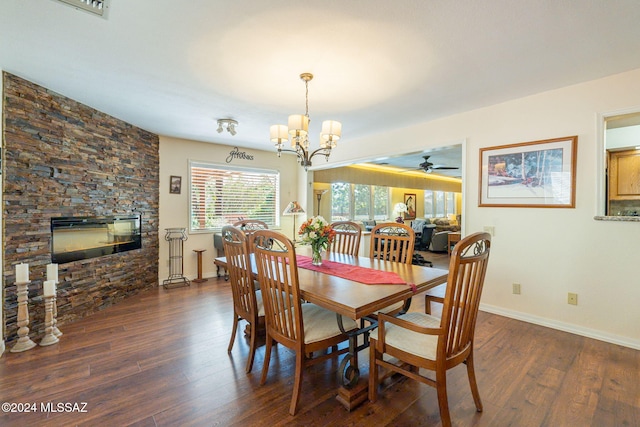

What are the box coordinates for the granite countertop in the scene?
[594,215,640,222]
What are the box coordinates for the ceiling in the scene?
[2,1,640,174]
[363,145,463,178]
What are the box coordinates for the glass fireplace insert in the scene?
[51,214,142,263]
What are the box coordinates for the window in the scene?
[445,192,456,216]
[424,191,458,218]
[435,192,445,217]
[424,190,434,218]
[189,161,280,232]
[373,186,390,220]
[330,182,351,221]
[353,184,371,221]
[330,183,390,221]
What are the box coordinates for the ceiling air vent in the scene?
[54,0,109,17]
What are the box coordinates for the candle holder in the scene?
[40,295,59,346]
[52,293,62,338]
[10,281,37,352]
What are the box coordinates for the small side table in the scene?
[193,249,207,283]
[447,232,461,256]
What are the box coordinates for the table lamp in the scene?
[282,201,305,242]
[393,202,408,223]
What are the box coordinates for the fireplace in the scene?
[51,215,142,263]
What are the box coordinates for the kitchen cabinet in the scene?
[609,149,640,200]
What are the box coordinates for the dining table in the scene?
[214,245,449,410]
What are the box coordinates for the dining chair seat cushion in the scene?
[299,303,358,344]
[370,312,440,360]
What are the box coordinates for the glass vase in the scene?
[311,246,323,266]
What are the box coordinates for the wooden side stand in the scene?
[192,249,207,283]
[10,281,37,353]
[448,232,461,256]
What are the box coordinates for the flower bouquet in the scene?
[298,216,336,266]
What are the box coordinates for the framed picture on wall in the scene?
[169,175,182,194]
[479,136,577,207]
[404,193,416,220]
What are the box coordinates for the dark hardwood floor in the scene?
[1,258,638,426]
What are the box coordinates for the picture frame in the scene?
[404,193,417,219]
[479,136,577,208]
[169,175,182,194]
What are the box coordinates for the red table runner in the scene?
[296,255,417,292]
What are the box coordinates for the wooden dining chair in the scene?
[251,229,358,415]
[369,222,415,265]
[369,222,416,314]
[329,221,362,256]
[221,225,264,374]
[232,219,268,235]
[369,232,492,427]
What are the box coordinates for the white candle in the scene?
[43,280,56,297]
[47,263,59,283]
[16,263,29,283]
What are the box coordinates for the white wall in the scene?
[324,68,640,349]
[159,137,301,283]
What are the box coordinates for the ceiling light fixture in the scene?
[270,73,342,171]
[217,118,238,136]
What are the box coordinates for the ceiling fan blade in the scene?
[431,166,459,170]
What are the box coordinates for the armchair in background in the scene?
[429,231,451,252]
[362,220,377,231]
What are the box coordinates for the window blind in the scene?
[189,161,280,232]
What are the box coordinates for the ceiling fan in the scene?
[417,155,459,173]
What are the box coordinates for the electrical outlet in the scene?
[512,283,521,294]
[568,292,578,305]
[483,226,495,236]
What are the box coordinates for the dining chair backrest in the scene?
[329,221,362,256]
[440,231,491,360]
[221,225,258,325]
[369,222,415,265]
[232,219,269,235]
[252,229,304,349]
[369,231,491,426]
[252,229,355,415]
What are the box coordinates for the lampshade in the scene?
[320,120,341,148]
[270,124,288,144]
[288,115,309,137]
[394,203,408,214]
[282,201,305,215]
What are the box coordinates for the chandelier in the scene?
[270,73,342,170]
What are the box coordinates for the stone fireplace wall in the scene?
[2,72,159,343]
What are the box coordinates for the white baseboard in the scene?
[0,340,5,357]
[480,303,640,350]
